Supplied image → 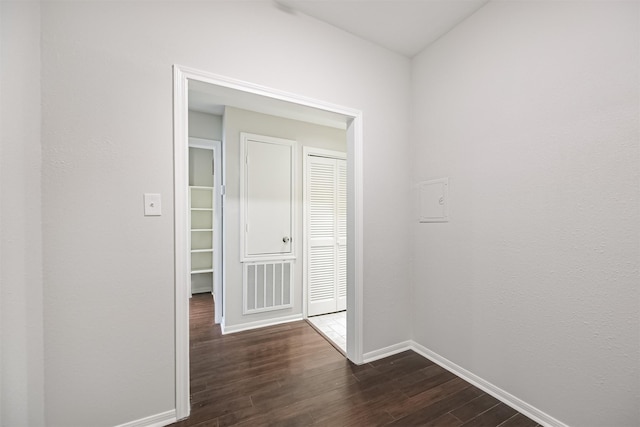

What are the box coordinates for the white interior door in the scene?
[241,133,295,261]
[306,153,347,316]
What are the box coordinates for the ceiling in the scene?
[276,0,490,58]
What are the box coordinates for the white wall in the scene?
[189,110,222,141]
[40,2,412,425]
[223,107,346,327]
[410,2,639,426]
[0,1,45,426]
[6,1,638,425]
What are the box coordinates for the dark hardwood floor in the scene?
[170,294,540,427]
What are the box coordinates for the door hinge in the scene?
[220,185,226,196]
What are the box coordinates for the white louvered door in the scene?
[306,154,347,316]
[336,159,347,311]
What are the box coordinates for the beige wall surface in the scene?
[189,111,222,141]
[189,147,213,187]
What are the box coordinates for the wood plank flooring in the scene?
[170,294,540,427]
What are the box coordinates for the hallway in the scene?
[171,294,539,426]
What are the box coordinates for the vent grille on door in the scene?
[244,260,293,314]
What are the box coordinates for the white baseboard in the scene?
[221,314,303,334]
[191,285,212,294]
[114,409,176,427]
[362,340,567,427]
[362,341,412,363]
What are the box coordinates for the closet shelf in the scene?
[192,268,214,274]
[190,185,215,283]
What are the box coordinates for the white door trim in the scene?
[212,139,223,324]
[172,66,190,421]
[173,64,364,421]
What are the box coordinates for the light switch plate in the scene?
[144,193,162,216]
[419,178,448,222]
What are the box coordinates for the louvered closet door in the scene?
[336,159,347,311]
[307,155,347,316]
[307,156,338,316]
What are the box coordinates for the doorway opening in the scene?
[187,137,223,324]
[173,65,364,420]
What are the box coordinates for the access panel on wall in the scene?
[306,153,346,316]
[241,133,296,261]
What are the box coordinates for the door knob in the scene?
[282,236,290,243]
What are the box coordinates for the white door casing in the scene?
[240,133,296,262]
[212,140,223,323]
